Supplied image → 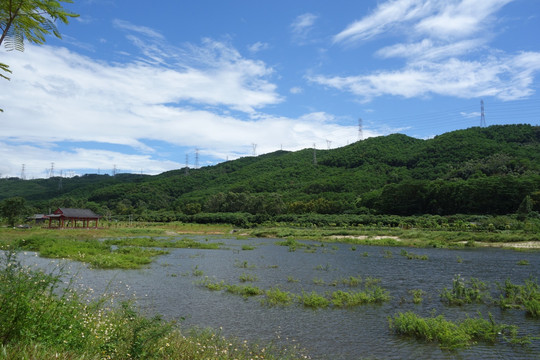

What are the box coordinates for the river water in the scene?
[17,236,540,359]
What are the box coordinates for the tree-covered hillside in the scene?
[1,124,540,221]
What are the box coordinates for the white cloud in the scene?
[291,13,318,44]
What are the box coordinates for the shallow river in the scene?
[18,236,540,359]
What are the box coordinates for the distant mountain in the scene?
[2,124,539,218]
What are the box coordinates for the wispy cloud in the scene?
[248,41,270,54]
[291,13,318,44]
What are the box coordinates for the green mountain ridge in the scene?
[1,124,540,219]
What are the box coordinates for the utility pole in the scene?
[195,149,199,169]
[185,154,189,175]
[252,143,257,156]
[20,164,25,180]
[358,117,363,141]
[313,143,317,165]
[480,99,486,127]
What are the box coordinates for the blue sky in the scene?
[1,0,540,179]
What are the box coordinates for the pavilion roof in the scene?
[53,208,100,219]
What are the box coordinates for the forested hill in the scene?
[1,124,540,219]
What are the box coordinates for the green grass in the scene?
[388,311,530,350]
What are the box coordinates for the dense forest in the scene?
[1,124,540,225]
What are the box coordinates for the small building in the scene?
[48,208,100,228]
[26,214,49,225]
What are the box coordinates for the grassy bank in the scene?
[0,251,309,359]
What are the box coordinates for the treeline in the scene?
[1,124,540,224]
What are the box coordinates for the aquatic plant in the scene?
[516,259,530,266]
[197,277,226,291]
[234,260,255,269]
[241,245,256,251]
[388,311,530,350]
[263,287,295,306]
[239,273,258,282]
[191,265,204,277]
[497,278,540,318]
[409,289,426,304]
[331,287,390,307]
[298,291,329,309]
[314,263,331,271]
[339,275,362,287]
[440,275,489,305]
[225,284,264,298]
[400,249,428,260]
